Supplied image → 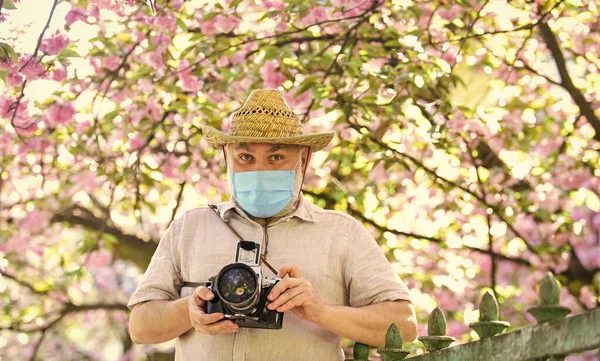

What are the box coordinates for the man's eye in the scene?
[240,154,254,161]
[271,155,283,161]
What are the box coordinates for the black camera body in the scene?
[205,241,284,329]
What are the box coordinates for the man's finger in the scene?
[199,319,239,334]
[267,287,303,310]
[267,278,300,301]
[277,264,301,278]
[276,294,303,313]
[194,312,225,325]
[193,286,215,301]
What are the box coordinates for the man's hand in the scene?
[266,264,327,324]
[188,286,238,335]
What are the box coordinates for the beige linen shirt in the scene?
[128,196,411,361]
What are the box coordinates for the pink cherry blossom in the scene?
[40,30,70,56]
[574,246,600,270]
[442,51,456,64]
[1,234,27,254]
[579,286,598,310]
[302,7,328,26]
[214,14,241,33]
[70,170,105,194]
[275,22,289,32]
[198,16,218,35]
[52,67,67,81]
[6,71,23,87]
[94,267,118,290]
[177,61,203,93]
[16,210,52,234]
[230,51,246,66]
[151,33,172,48]
[18,56,44,80]
[75,120,90,135]
[534,137,562,157]
[65,5,87,26]
[207,90,228,104]
[144,50,166,71]
[284,89,311,111]
[103,55,121,71]
[129,134,144,150]
[172,0,184,10]
[44,102,76,127]
[262,0,285,11]
[437,5,462,21]
[161,154,181,179]
[260,60,287,88]
[146,13,177,32]
[591,214,600,231]
[232,78,252,94]
[86,249,113,268]
[216,56,229,67]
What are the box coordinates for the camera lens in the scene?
[216,264,258,306]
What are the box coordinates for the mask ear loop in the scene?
[293,146,310,207]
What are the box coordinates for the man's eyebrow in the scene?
[235,143,250,151]
[268,144,289,152]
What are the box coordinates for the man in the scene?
[128,89,417,361]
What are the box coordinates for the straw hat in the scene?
[201,89,334,151]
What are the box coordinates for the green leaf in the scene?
[2,0,17,10]
[179,44,197,60]
[0,42,18,62]
[65,268,84,280]
[103,110,119,121]
[1,43,18,62]
[203,11,219,21]
[59,48,81,58]
[189,33,204,42]
[141,172,154,187]
[229,0,243,7]
[178,158,192,172]
[296,75,319,95]
[0,70,8,83]
[176,17,188,32]
[131,65,153,80]
[259,10,279,20]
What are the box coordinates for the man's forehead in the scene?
[233,143,299,152]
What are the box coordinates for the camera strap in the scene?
[181,204,278,289]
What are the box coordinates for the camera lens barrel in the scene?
[214,263,260,313]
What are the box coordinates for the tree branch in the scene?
[303,189,531,267]
[0,270,48,294]
[538,21,600,141]
[51,208,157,270]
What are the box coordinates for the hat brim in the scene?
[201,125,334,152]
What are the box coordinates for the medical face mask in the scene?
[229,154,303,219]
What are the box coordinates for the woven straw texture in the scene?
[202,89,334,151]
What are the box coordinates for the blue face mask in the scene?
[231,170,295,218]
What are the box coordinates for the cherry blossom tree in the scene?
[0,0,598,360]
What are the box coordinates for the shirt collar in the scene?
[217,194,318,224]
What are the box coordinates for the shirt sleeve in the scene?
[127,221,183,310]
[343,220,412,307]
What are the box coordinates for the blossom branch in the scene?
[303,189,531,267]
[51,208,158,270]
[170,181,185,224]
[345,119,538,254]
[538,21,600,141]
[0,269,48,294]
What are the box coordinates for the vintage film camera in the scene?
[205,240,284,329]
